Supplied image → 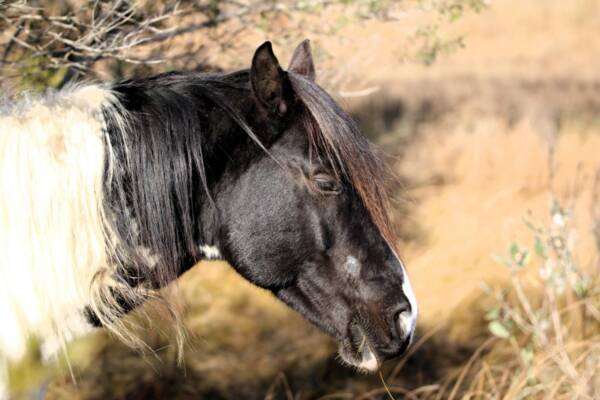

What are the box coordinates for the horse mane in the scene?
[288,72,396,250]
[93,71,271,357]
[0,84,128,360]
[102,69,293,291]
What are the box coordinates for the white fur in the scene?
[199,244,222,260]
[397,255,418,339]
[0,362,6,400]
[0,85,124,396]
[358,345,379,372]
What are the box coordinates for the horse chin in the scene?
[338,339,380,373]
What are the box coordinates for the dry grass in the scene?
[398,184,600,399]
[400,113,600,320]
[7,0,600,399]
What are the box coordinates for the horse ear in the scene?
[251,41,287,113]
[288,39,316,81]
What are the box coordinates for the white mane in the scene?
[0,85,122,397]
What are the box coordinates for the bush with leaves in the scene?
[475,196,600,399]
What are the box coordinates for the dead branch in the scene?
[0,0,351,86]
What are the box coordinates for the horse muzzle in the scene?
[339,302,416,373]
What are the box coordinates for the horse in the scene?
[0,40,417,397]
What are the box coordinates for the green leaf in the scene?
[573,279,588,298]
[488,321,510,339]
[534,236,547,258]
[509,242,520,258]
[517,250,531,268]
[520,346,534,364]
[485,307,500,321]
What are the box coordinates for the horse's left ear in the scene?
[288,39,316,81]
[251,41,288,114]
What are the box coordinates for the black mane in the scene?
[97,66,392,322]
[104,71,262,290]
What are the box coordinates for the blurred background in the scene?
[2,0,600,398]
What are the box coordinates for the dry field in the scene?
[8,0,600,399]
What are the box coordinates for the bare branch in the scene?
[0,0,410,87]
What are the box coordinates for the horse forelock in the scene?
[288,73,397,250]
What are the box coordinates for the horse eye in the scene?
[313,174,341,194]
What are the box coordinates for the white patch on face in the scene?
[345,255,361,278]
[398,257,418,338]
[386,250,418,341]
[199,244,222,260]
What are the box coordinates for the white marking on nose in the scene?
[345,255,361,277]
[402,274,418,322]
[394,252,418,337]
[199,244,222,260]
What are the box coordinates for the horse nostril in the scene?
[372,304,415,360]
